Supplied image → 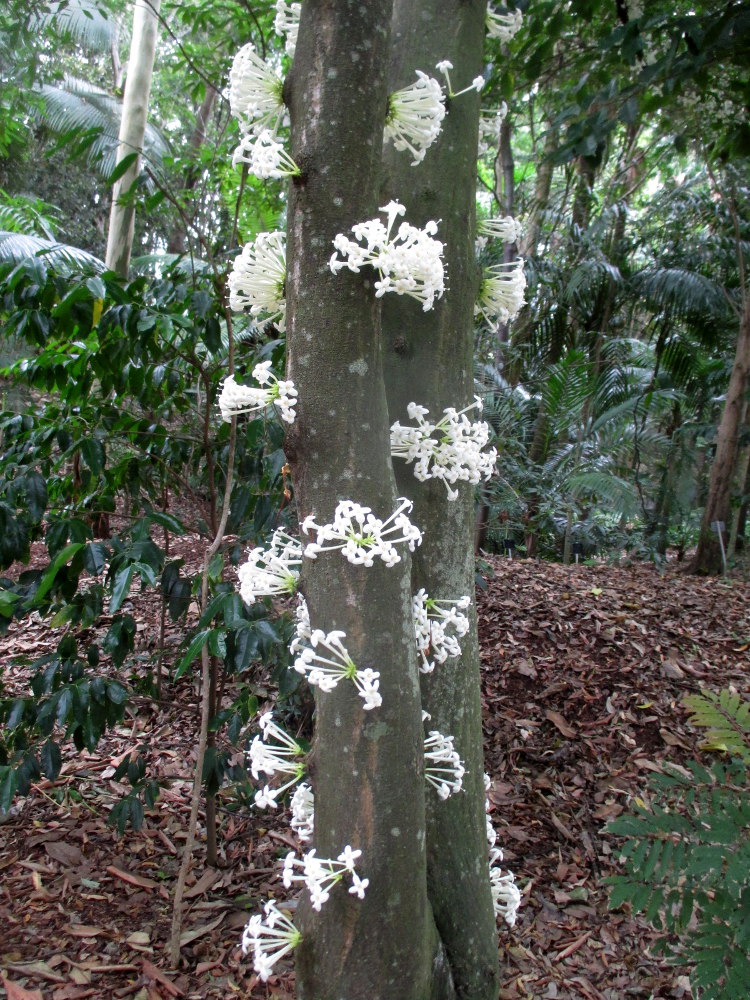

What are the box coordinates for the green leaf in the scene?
[105,151,139,184]
[109,564,135,613]
[174,629,212,680]
[35,542,85,602]
[40,739,62,780]
[80,437,105,475]
[147,510,186,535]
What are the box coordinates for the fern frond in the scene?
[683,690,750,763]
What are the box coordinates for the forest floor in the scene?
[1,548,749,1000]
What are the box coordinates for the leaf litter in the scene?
[1,549,748,998]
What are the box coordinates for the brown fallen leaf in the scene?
[544,709,577,738]
[178,912,226,947]
[1,978,44,1000]
[64,924,107,938]
[43,842,85,867]
[106,865,160,890]
[184,867,220,900]
[141,958,185,997]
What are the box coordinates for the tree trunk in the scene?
[105,0,161,278]
[285,3,448,997]
[166,85,218,255]
[381,2,500,997]
[690,295,750,574]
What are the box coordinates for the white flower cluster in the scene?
[219,368,297,427]
[249,712,307,809]
[478,215,523,244]
[424,730,465,799]
[227,230,287,331]
[302,497,422,567]
[478,104,508,156]
[476,258,526,330]
[236,525,302,605]
[435,60,485,100]
[293,628,382,710]
[228,42,298,180]
[390,399,497,500]
[232,128,300,179]
[289,594,311,655]
[384,71,446,165]
[484,773,521,926]
[329,201,445,312]
[486,7,524,41]
[290,782,315,842]
[241,900,302,982]
[274,0,300,57]
[229,42,286,135]
[412,589,471,674]
[283,845,369,911]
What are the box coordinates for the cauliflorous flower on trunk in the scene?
[229,42,286,136]
[290,782,314,842]
[302,497,422,567]
[390,399,497,500]
[227,230,287,331]
[476,258,526,330]
[489,847,522,926]
[412,588,471,673]
[424,730,465,799]
[248,711,307,809]
[435,60,485,99]
[293,628,382,709]
[219,369,297,426]
[289,594,311,655]
[232,129,300,179]
[236,526,302,605]
[478,104,507,157]
[384,71,446,165]
[329,201,444,312]
[274,0,300,56]
[478,215,523,244]
[282,846,368,911]
[241,900,302,981]
[486,7,524,41]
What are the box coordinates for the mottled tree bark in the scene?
[105,0,161,278]
[690,295,750,574]
[285,3,451,998]
[382,2,500,998]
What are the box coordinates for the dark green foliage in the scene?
[606,690,750,999]
[0,259,292,826]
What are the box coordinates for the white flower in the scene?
[329,202,444,312]
[289,594,311,655]
[384,71,446,165]
[293,628,382,710]
[390,398,497,500]
[478,104,507,156]
[486,7,524,41]
[274,0,300,56]
[412,588,471,674]
[424,730,465,799]
[478,216,523,244]
[229,42,286,136]
[227,230,287,331]
[236,527,302,604]
[282,847,367,911]
[475,258,526,330]
[241,900,301,981]
[248,712,307,809]
[302,497,422,567]
[490,856,521,926]
[290,782,314,842]
[232,128,300,179]
[219,369,297,425]
[436,60,485,99]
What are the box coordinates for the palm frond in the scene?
[634,267,729,325]
[0,192,61,239]
[0,231,104,272]
[36,0,117,52]
[37,78,170,180]
[566,470,641,519]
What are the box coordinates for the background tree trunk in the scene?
[382,2,500,997]
[286,3,450,997]
[105,0,161,278]
[690,295,750,574]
